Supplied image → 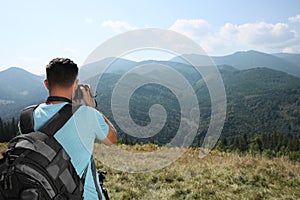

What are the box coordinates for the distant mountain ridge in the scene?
[171,50,300,77]
[0,67,47,119]
[0,67,44,99]
[273,52,300,67]
[0,50,299,142]
[1,50,299,78]
[213,50,300,77]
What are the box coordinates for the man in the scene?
[31,58,116,199]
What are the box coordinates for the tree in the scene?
[0,118,18,142]
[0,117,3,135]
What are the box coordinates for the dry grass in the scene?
[0,143,7,155]
[95,146,300,200]
[1,143,299,199]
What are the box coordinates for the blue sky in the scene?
[0,0,300,74]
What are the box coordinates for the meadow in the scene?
[1,143,299,199]
[95,144,300,200]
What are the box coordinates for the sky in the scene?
[0,0,300,74]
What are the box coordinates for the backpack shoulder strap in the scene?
[19,105,39,134]
[19,104,81,136]
[90,156,110,200]
[39,104,81,136]
[90,156,104,200]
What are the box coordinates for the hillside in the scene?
[94,65,300,146]
[0,67,47,119]
[221,67,300,136]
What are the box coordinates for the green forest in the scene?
[1,64,300,161]
[0,118,18,142]
[215,133,300,161]
[1,117,299,161]
[90,64,300,161]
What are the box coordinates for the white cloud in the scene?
[220,22,296,47]
[288,14,300,23]
[169,19,212,40]
[282,46,300,54]
[282,47,294,53]
[101,20,137,33]
[169,19,300,55]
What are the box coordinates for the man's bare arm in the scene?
[80,85,117,145]
[101,114,117,145]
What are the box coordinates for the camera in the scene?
[74,84,91,100]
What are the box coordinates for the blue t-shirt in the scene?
[32,102,108,200]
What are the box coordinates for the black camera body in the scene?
[73,84,98,106]
[74,84,90,100]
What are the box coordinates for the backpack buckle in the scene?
[53,193,65,200]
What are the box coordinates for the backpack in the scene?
[0,104,88,200]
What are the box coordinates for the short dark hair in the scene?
[46,58,78,88]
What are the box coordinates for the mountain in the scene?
[0,51,300,143]
[79,57,138,83]
[212,51,300,77]
[93,63,300,145]
[171,50,300,77]
[0,67,47,119]
[220,67,300,136]
[273,53,300,67]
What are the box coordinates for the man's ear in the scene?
[74,79,79,90]
[44,79,50,90]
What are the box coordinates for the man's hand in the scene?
[80,85,96,108]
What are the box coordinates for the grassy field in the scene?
[1,143,299,199]
[95,145,300,200]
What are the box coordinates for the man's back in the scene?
[33,102,108,199]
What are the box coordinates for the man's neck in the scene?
[48,90,73,104]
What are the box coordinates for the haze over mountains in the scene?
[171,50,300,77]
[0,67,47,118]
[213,51,300,77]
[0,50,299,142]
